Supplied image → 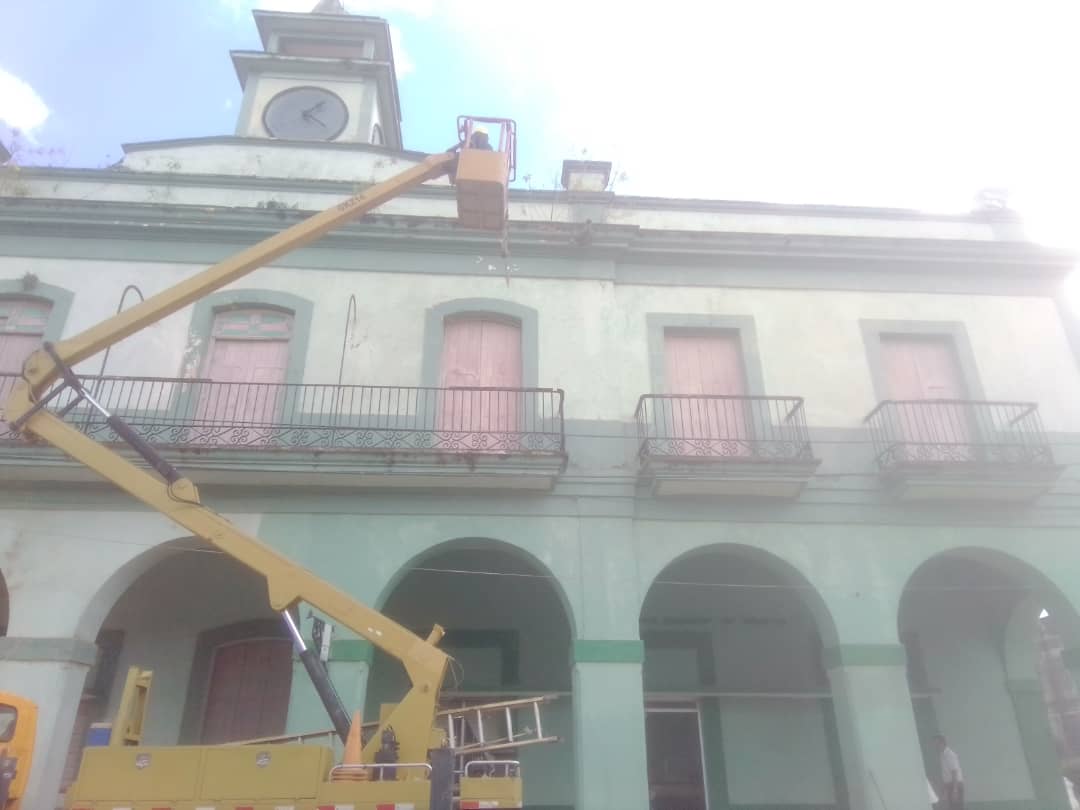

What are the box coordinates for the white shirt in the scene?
[941,746,963,784]
[1065,777,1079,810]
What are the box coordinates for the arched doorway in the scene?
[899,550,1080,810]
[62,543,288,790]
[368,540,574,809]
[640,546,844,810]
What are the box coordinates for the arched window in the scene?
[371,123,384,146]
[193,307,293,434]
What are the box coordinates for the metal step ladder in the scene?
[440,695,560,757]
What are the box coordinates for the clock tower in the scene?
[231,1,403,149]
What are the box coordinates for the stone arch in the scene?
[899,546,1080,671]
[74,536,203,640]
[374,535,577,637]
[901,546,1080,619]
[899,546,1080,810]
[639,543,846,810]
[75,535,282,740]
[367,536,576,809]
[641,542,839,647]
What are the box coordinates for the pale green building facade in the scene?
[3,7,1080,810]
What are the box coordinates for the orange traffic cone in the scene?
[331,710,368,782]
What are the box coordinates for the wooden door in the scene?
[881,335,971,461]
[201,638,293,744]
[645,708,707,810]
[193,309,291,445]
[664,330,750,455]
[438,317,522,450]
[0,299,51,411]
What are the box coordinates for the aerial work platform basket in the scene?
[456,116,516,231]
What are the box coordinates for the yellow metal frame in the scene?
[108,668,152,747]
[0,691,38,810]
[4,151,460,767]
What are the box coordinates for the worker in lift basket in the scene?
[469,125,493,150]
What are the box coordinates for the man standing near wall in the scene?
[935,735,964,809]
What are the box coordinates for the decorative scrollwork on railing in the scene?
[864,400,1054,471]
[635,395,815,463]
[0,374,566,459]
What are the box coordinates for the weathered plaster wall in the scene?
[3,257,1078,431]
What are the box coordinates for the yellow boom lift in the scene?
[0,116,554,810]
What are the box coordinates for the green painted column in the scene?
[825,644,931,810]
[1007,678,1072,810]
[0,636,97,810]
[572,640,650,810]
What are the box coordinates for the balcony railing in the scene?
[864,399,1054,470]
[635,394,814,462]
[0,374,565,456]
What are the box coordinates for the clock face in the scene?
[262,86,349,141]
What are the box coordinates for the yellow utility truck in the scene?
[0,116,554,810]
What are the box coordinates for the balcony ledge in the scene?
[640,456,822,499]
[0,375,566,492]
[880,460,1064,503]
[864,399,1060,504]
[0,445,567,492]
[635,394,818,499]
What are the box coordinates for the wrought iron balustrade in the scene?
[0,373,565,455]
[635,394,814,462]
[863,399,1053,469]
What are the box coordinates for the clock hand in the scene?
[301,110,327,128]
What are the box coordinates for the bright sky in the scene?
[1,0,1079,250]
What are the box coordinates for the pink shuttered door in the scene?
[880,335,972,461]
[664,331,751,456]
[194,309,291,445]
[438,317,522,451]
[201,638,293,744]
[0,299,51,411]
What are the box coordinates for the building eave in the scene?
[16,163,1066,237]
[231,50,394,85]
[119,135,426,162]
[252,9,393,53]
[0,197,1072,277]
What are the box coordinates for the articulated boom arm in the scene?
[3,151,460,764]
